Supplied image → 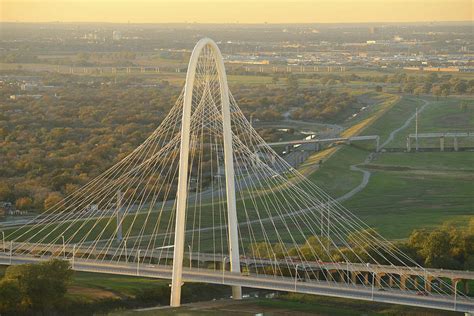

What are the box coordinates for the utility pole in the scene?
[415,107,419,151]
[72,244,76,269]
[116,190,123,243]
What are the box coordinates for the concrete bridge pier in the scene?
[454,137,459,151]
[350,271,359,284]
[406,137,411,152]
[400,275,408,290]
[363,272,369,285]
[389,275,394,287]
[425,276,434,292]
[440,136,445,151]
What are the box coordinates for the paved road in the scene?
[1,255,472,312]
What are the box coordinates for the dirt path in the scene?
[336,98,429,203]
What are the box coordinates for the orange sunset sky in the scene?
[1,0,473,23]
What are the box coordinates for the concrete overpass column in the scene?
[454,137,459,151]
[351,271,359,284]
[400,275,408,290]
[407,137,411,152]
[440,136,445,151]
[364,272,369,285]
[389,275,394,287]
[337,271,345,282]
[375,273,385,288]
[327,270,335,281]
[425,276,433,292]
[414,276,419,289]
[464,279,469,294]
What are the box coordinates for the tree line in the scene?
[249,218,474,271]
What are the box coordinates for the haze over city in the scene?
[2,0,473,23]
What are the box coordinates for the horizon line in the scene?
[1,20,473,25]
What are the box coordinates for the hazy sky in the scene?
[2,0,473,23]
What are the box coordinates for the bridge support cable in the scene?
[2,38,473,310]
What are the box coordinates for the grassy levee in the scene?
[302,95,474,239]
[301,93,402,195]
[298,94,399,179]
[344,164,474,238]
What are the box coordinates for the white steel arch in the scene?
[170,38,241,307]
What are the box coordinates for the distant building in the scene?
[113,31,122,41]
[393,35,403,42]
[10,94,42,100]
[21,83,38,91]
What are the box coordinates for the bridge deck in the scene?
[1,255,472,313]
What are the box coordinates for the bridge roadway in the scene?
[265,135,380,150]
[5,242,474,282]
[0,254,472,313]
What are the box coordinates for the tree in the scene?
[0,183,13,201]
[432,85,442,100]
[422,82,432,94]
[440,83,451,98]
[413,86,424,96]
[0,279,22,314]
[272,75,279,84]
[408,228,429,250]
[43,192,63,211]
[287,75,299,92]
[3,259,73,313]
[15,197,33,210]
[454,81,467,94]
[403,82,416,94]
[419,230,458,268]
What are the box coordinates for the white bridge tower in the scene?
[170,38,242,307]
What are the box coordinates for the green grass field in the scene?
[386,97,474,148]
[307,95,474,239]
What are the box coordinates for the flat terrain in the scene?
[110,296,460,316]
[307,96,474,239]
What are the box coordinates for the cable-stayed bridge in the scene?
[2,38,473,313]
